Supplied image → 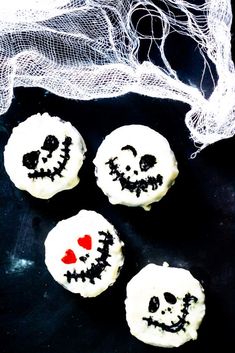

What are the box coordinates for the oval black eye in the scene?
[164,292,177,305]
[41,135,59,153]
[139,154,156,172]
[148,296,160,313]
[22,150,40,169]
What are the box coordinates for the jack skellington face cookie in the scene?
[93,125,178,210]
[44,210,124,297]
[125,263,205,348]
[4,112,86,199]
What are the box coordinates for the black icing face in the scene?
[62,230,114,285]
[105,145,163,197]
[142,292,198,333]
[22,135,72,181]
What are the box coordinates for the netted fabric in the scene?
[0,0,234,150]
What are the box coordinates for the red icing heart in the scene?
[61,249,77,264]
[78,234,92,250]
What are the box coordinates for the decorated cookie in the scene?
[4,112,86,199]
[93,125,178,210]
[44,210,124,297]
[125,263,205,348]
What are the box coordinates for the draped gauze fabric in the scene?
[0,0,234,151]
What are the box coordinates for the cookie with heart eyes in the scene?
[4,112,86,199]
[44,210,124,297]
[93,125,178,210]
[125,263,205,348]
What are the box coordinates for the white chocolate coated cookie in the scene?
[125,263,205,348]
[45,210,124,297]
[93,125,178,210]
[4,112,86,199]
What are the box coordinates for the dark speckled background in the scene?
[1,2,235,352]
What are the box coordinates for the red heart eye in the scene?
[61,249,77,264]
[78,234,92,250]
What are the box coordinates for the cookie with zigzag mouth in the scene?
[4,112,86,199]
[93,125,178,210]
[125,263,205,348]
[44,210,124,297]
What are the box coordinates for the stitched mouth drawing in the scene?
[22,135,72,181]
[142,293,198,333]
[63,230,114,285]
[105,144,163,197]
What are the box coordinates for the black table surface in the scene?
[1,88,235,353]
[1,6,235,352]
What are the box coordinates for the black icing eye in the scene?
[148,296,160,313]
[139,154,156,172]
[164,292,177,305]
[22,150,40,169]
[121,145,137,157]
[41,135,59,155]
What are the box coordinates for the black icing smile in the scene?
[142,293,198,333]
[106,157,163,198]
[63,230,114,285]
[22,135,72,181]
